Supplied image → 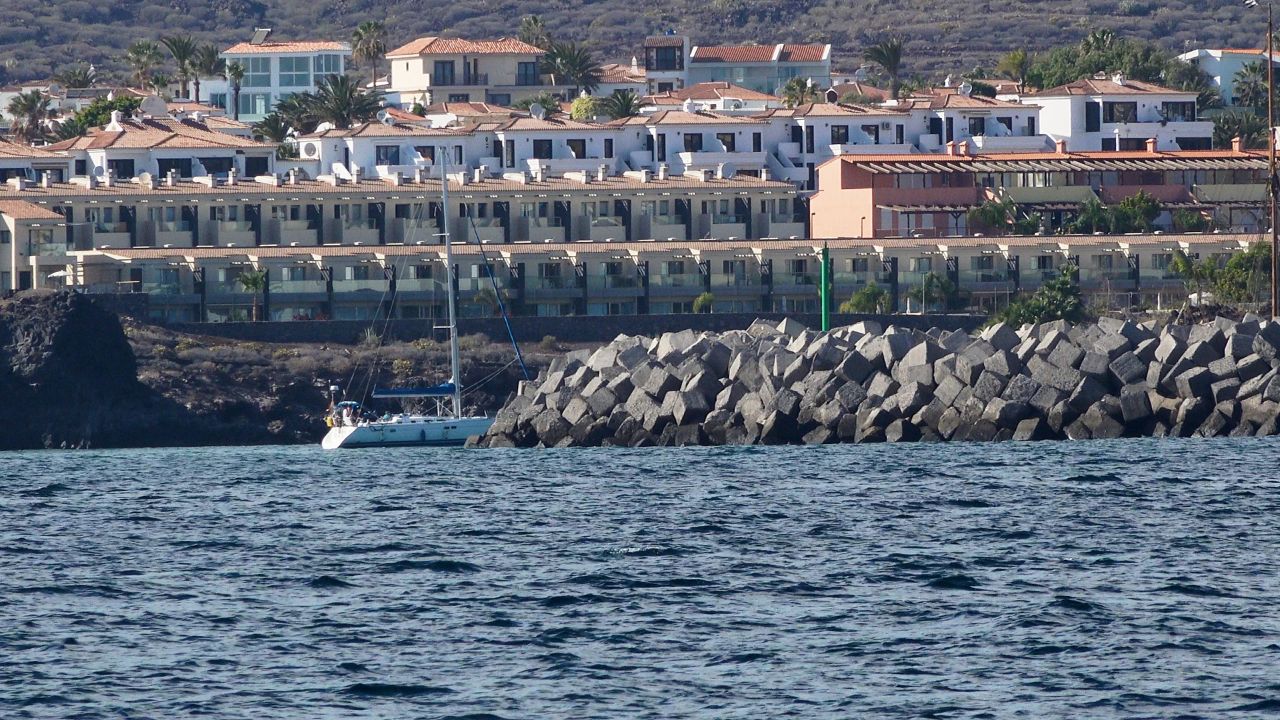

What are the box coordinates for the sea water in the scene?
[3,439,1280,718]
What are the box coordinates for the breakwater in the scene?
[476,315,1280,447]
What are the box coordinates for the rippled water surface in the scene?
[4,439,1280,718]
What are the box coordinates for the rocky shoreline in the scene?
[476,315,1280,448]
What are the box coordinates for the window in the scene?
[1035,255,1055,270]
[1151,253,1173,270]
[516,61,539,86]
[532,139,553,159]
[415,146,436,163]
[752,132,762,152]
[1092,254,1114,270]
[209,92,227,109]
[245,156,269,176]
[786,258,808,274]
[603,261,623,276]
[968,116,986,136]
[314,54,342,75]
[447,93,470,102]
[970,256,994,270]
[683,133,703,153]
[74,159,86,176]
[665,260,685,275]
[1103,102,1137,123]
[604,139,613,158]
[284,266,306,281]
[1177,137,1212,151]
[1085,102,1101,133]
[487,93,511,106]
[375,145,401,165]
[997,116,1012,132]
[279,57,310,86]
[243,57,271,88]
[1027,117,1036,136]
[649,46,682,72]
[433,60,456,85]
[107,159,135,178]
[851,258,868,272]
[198,157,233,176]
[157,158,193,178]
[413,265,433,279]
[830,125,849,145]
[910,257,932,273]
[238,93,270,117]
[566,139,586,158]
[1161,101,1196,123]
[0,230,9,244]
[716,132,736,152]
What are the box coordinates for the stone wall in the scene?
[476,314,1280,448]
[162,313,985,346]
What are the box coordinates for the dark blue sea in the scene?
[3,439,1280,719]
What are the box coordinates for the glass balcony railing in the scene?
[218,221,253,233]
[527,217,564,228]
[30,242,69,257]
[711,274,761,288]
[332,279,386,292]
[526,276,571,291]
[458,277,510,291]
[342,218,378,231]
[155,221,192,233]
[711,214,746,225]
[776,273,818,287]
[94,222,129,233]
[142,282,185,295]
[832,272,871,285]
[589,217,624,228]
[649,273,702,288]
[586,275,641,289]
[397,278,446,292]
[269,279,326,293]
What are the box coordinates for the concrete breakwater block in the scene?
[474,314,1280,448]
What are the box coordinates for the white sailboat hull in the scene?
[321,415,494,450]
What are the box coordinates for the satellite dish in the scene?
[93,166,105,177]
[376,109,391,123]
[302,142,318,157]
[528,103,546,120]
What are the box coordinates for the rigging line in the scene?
[460,358,519,398]
[466,214,531,380]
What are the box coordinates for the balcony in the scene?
[969,135,1050,152]
[525,158,616,176]
[774,272,819,290]
[92,231,133,249]
[141,281,189,295]
[29,242,70,258]
[397,278,447,293]
[764,213,805,239]
[833,143,916,155]
[332,278,387,292]
[711,273,762,290]
[585,274,642,291]
[649,273,703,288]
[701,214,747,240]
[526,276,573,291]
[457,217,505,244]
[428,72,488,87]
[675,150,768,171]
[586,216,626,242]
[269,278,326,294]
[832,271,872,287]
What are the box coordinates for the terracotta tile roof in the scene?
[0,140,63,159]
[644,36,686,48]
[691,44,828,64]
[166,101,224,116]
[641,93,684,106]
[756,102,905,118]
[2,174,793,202]
[599,63,646,85]
[0,200,64,220]
[495,115,611,132]
[302,122,472,139]
[624,109,765,126]
[423,102,516,117]
[899,88,1027,110]
[386,37,544,58]
[48,118,273,151]
[830,82,889,102]
[674,81,778,102]
[224,41,350,55]
[780,44,828,63]
[1030,77,1193,97]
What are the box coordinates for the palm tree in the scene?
[149,72,171,94]
[302,74,383,129]
[6,90,51,143]
[253,112,292,143]
[124,40,165,89]
[161,35,198,98]
[544,42,601,96]
[274,93,317,134]
[513,92,560,112]
[518,15,553,50]
[190,44,224,105]
[1081,29,1116,54]
[603,89,642,119]
[54,63,97,89]
[52,116,89,141]
[780,77,817,108]
[1233,62,1269,111]
[1212,110,1269,149]
[996,49,1030,92]
[863,36,905,99]
[351,21,387,89]
[225,61,245,121]
[237,270,267,321]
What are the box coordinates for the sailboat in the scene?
[321,152,496,449]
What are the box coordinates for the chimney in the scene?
[472,167,483,183]
[532,166,546,183]
[1055,138,1067,154]
[288,168,299,185]
[944,140,957,156]
[413,167,426,183]
[227,167,237,186]
[760,166,770,181]
[104,168,114,188]
[597,163,609,181]
[166,169,177,186]
[1145,137,1157,153]
[957,140,970,156]
[108,110,123,128]
[351,166,362,183]
[141,173,156,190]
[478,164,489,179]
[639,168,652,183]
[698,168,712,182]
[388,171,403,186]
[7,176,26,191]
[40,172,51,189]
[1232,135,1244,153]
[1112,72,1125,85]
[715,162,727,179]
[657,163,669,180]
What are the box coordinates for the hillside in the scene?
[0,0,1262,85]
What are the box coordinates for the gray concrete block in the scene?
[1174,367,1213,400]
[1109,351,1147,386]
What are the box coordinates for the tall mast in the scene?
[440,147,463,418]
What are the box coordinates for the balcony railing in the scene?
[94,222,129,233]
[218,221,253,233]
[711,274,761,288]
[269,279,326,293]
[586,275,640,290]
[30,242,69,257]
[649,273,702,288]
[155,221,192,233]
[526,276,570,290]
[332,279,386,292]
[343,218,379,231]
[431,73,488,87]
[711,214,746,225]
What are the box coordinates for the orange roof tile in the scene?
[674,81,777,102]
[1030,77,1194,97]
[0,200,65,220]
[51,117,273,151]
[302,122,471,139]
[622,109,765,126]
[0,139,64,159]
[830,82,889,102]
[691,44,828,64]
[780,44,828,63]
[757,102,905,118]
[224,41,350,55]
[386,37,544,58]
[599,63,646,85]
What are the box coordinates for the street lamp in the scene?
[1250,0,1280,317]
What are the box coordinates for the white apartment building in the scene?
[1177,48,1279,106]
[1027,73,1213,151]
[385,36,547,108]
[203,30,351,122]
[899,85,1045,153]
